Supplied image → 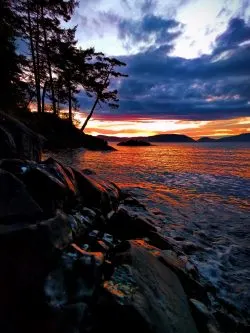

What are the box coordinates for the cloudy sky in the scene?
[71,0,250,138]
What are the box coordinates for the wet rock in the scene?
[45,248,104,310]
[0,158,33,176]
[39,211,74,250]
[0,219,59,333]
[123,196,146,209]
[43,158,78,195]
[123,240,210,307]
[214,310,250,333]
[182,241,204,254]
[70,211,94,237]
[0,159,80,216]
[0,124,17,158]
[190,298,211,318]
[107,204,157,239]
[95,240,110,252]
[0,111,42,161]
[148,231,177,250]
[21,164,75,216]
[73,169,120,215]
[59,303,87,333]
[160,250,209,305]
[189,299,221,333]
[103,233,114,246]
[80,207,97,220]
[82,168,96,175]
[94,240,198,333]
[0,168,43,221]
[73,212,93,230]
[88,229,100,239]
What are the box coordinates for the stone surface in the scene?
[0,168,42,221]
[0,111,42,161]
[0,146,244,333]
[73,169,120,215]
[44,157,78,196]
[94,240,198,333]
[107,204,157,239]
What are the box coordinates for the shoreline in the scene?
[0,114,249,333]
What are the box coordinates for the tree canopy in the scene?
[0,0,127,129]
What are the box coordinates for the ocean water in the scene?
[44,142,250,317]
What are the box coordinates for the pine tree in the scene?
[80,56,127,132]
[13,0,78,114]
[0,0,24,111]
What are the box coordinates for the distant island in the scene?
[197,137,217,143]
[117,139,151,146]
[98,133,250,143]
[99,134,195,143]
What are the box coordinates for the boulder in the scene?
[107,204,157,239]
[0,220,58,333]
[43,158,78,195]
[0,124,17,158]
[0,159,78,216]
[189,299,220,333]
[0,168,42,222]
[0,111,43,161]
[45,249,104,307]
[73,169,120,215]
[93,240,198,333]
[0,210,99,333]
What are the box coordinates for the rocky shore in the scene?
[0,113,249,333]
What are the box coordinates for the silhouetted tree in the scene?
[53,27,80,123]
[39,0,78,114]
[80,57,127,132]
[13,0,78,113]
[0,0,25,110]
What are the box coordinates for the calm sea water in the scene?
[44,142,250,316]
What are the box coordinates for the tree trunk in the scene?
[35,4,41,112]
[41,80,47,113]
[80,97,99,132]
[80,69,112,132]
[27,1,41,113]
[68,85,72,124]
[41,5,57,115]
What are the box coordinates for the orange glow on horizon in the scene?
[28,104,250,139]
[78,114,250,139]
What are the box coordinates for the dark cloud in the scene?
[215,18,250,52]
[77,16,250,122]
[118,15,182,50]
[140,0,157,13]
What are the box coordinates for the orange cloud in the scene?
[75,112,250,139]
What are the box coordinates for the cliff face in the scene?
[0,115,247,333]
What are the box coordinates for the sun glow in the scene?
[74,112,250,139]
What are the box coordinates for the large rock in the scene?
[0,210,97,333]
[107,204,157,239]
[0,111,42,161]
[0,159,78,216]
[93,240,198,333]
[73,169,120,215]
[0,168,42,222]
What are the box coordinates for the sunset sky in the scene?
[71,0,250,138]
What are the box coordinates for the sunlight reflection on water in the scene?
[44,142,250,314]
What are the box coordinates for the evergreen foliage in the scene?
[0,0,127,129]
